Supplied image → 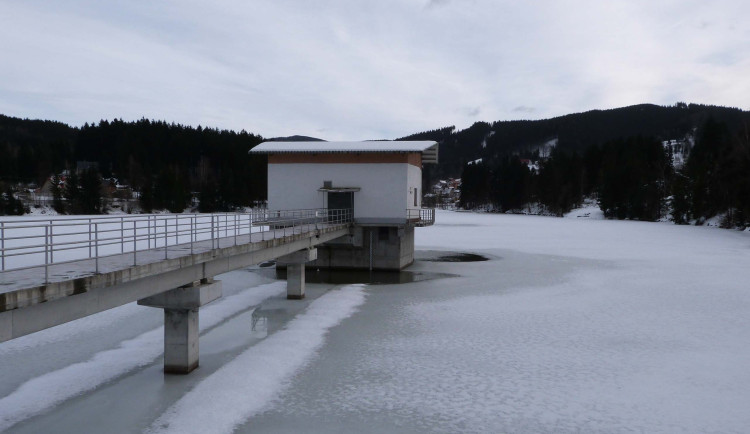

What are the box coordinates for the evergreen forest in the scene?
[0,116,266,214]
[1,102,749,229]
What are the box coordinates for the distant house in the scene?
[36,175,66,198]
[519,158,540,173]
[430,177,462,208]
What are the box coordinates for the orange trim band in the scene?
[268,152,422,167]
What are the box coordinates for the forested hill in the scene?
[0,115,266,211]
[401,103,750,229]
[398,103,748,182]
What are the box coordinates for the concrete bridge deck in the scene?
[0,210,352,348]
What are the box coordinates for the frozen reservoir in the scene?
[1,210,750,433]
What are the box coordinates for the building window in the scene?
[414,188,418,207]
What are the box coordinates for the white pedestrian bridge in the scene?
[0,209,353,373]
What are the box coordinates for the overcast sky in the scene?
[1,0,748,140]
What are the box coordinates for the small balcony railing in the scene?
[250,208,353,227]
[406,208,435,227]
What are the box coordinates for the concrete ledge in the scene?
[355,218,408,225]
[277,248,317,265]
[138,280,222,309]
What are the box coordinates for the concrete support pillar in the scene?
[138,278,222,374]
[286,263,305,300]
[277,248,317,300]
[163,308,199,374]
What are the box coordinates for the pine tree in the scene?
[491,156,530,212]
[670,172,691,224]
[64,171,81,214]
[1,188,26,215]
[459,162,490,209]
[139,179,154,213]
[50,174,65,214]
[79,168,103,214]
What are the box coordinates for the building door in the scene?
[328,192,353,222]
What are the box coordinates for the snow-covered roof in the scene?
[249,141,438,163]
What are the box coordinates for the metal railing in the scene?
[250,208,352,226]
[0,208,353,284]
[407,208,436,226]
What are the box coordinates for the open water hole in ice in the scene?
[257,265,455,285]
[416,250,490,262]
[256,250,487,285]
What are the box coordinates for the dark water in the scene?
[253,250,485,285]
[415,250,490,262]
[266,267,453,285]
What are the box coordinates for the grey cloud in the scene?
[425,0,452,8]
[0,0,748,140]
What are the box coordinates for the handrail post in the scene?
[94,223,99,274]
[133,220,137,266]
[88,218,92,258]
[121,217,124,254]
[211,215,215,249]
[49,219,54,263]
[44,224,49,284]
[1,221,4,271]
[175,215,179,245]
[190,216,194,255]
[164,218,168,259]
[234,214,237,246]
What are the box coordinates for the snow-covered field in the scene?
[1,210,749,433]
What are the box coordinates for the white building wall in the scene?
[406,164,422,211]
[268,163,415,222]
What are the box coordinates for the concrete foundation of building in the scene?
[138,278,222,374]
[299,225,415,271]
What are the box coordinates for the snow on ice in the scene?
[148,285,366,434]
[0,282,285,431]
